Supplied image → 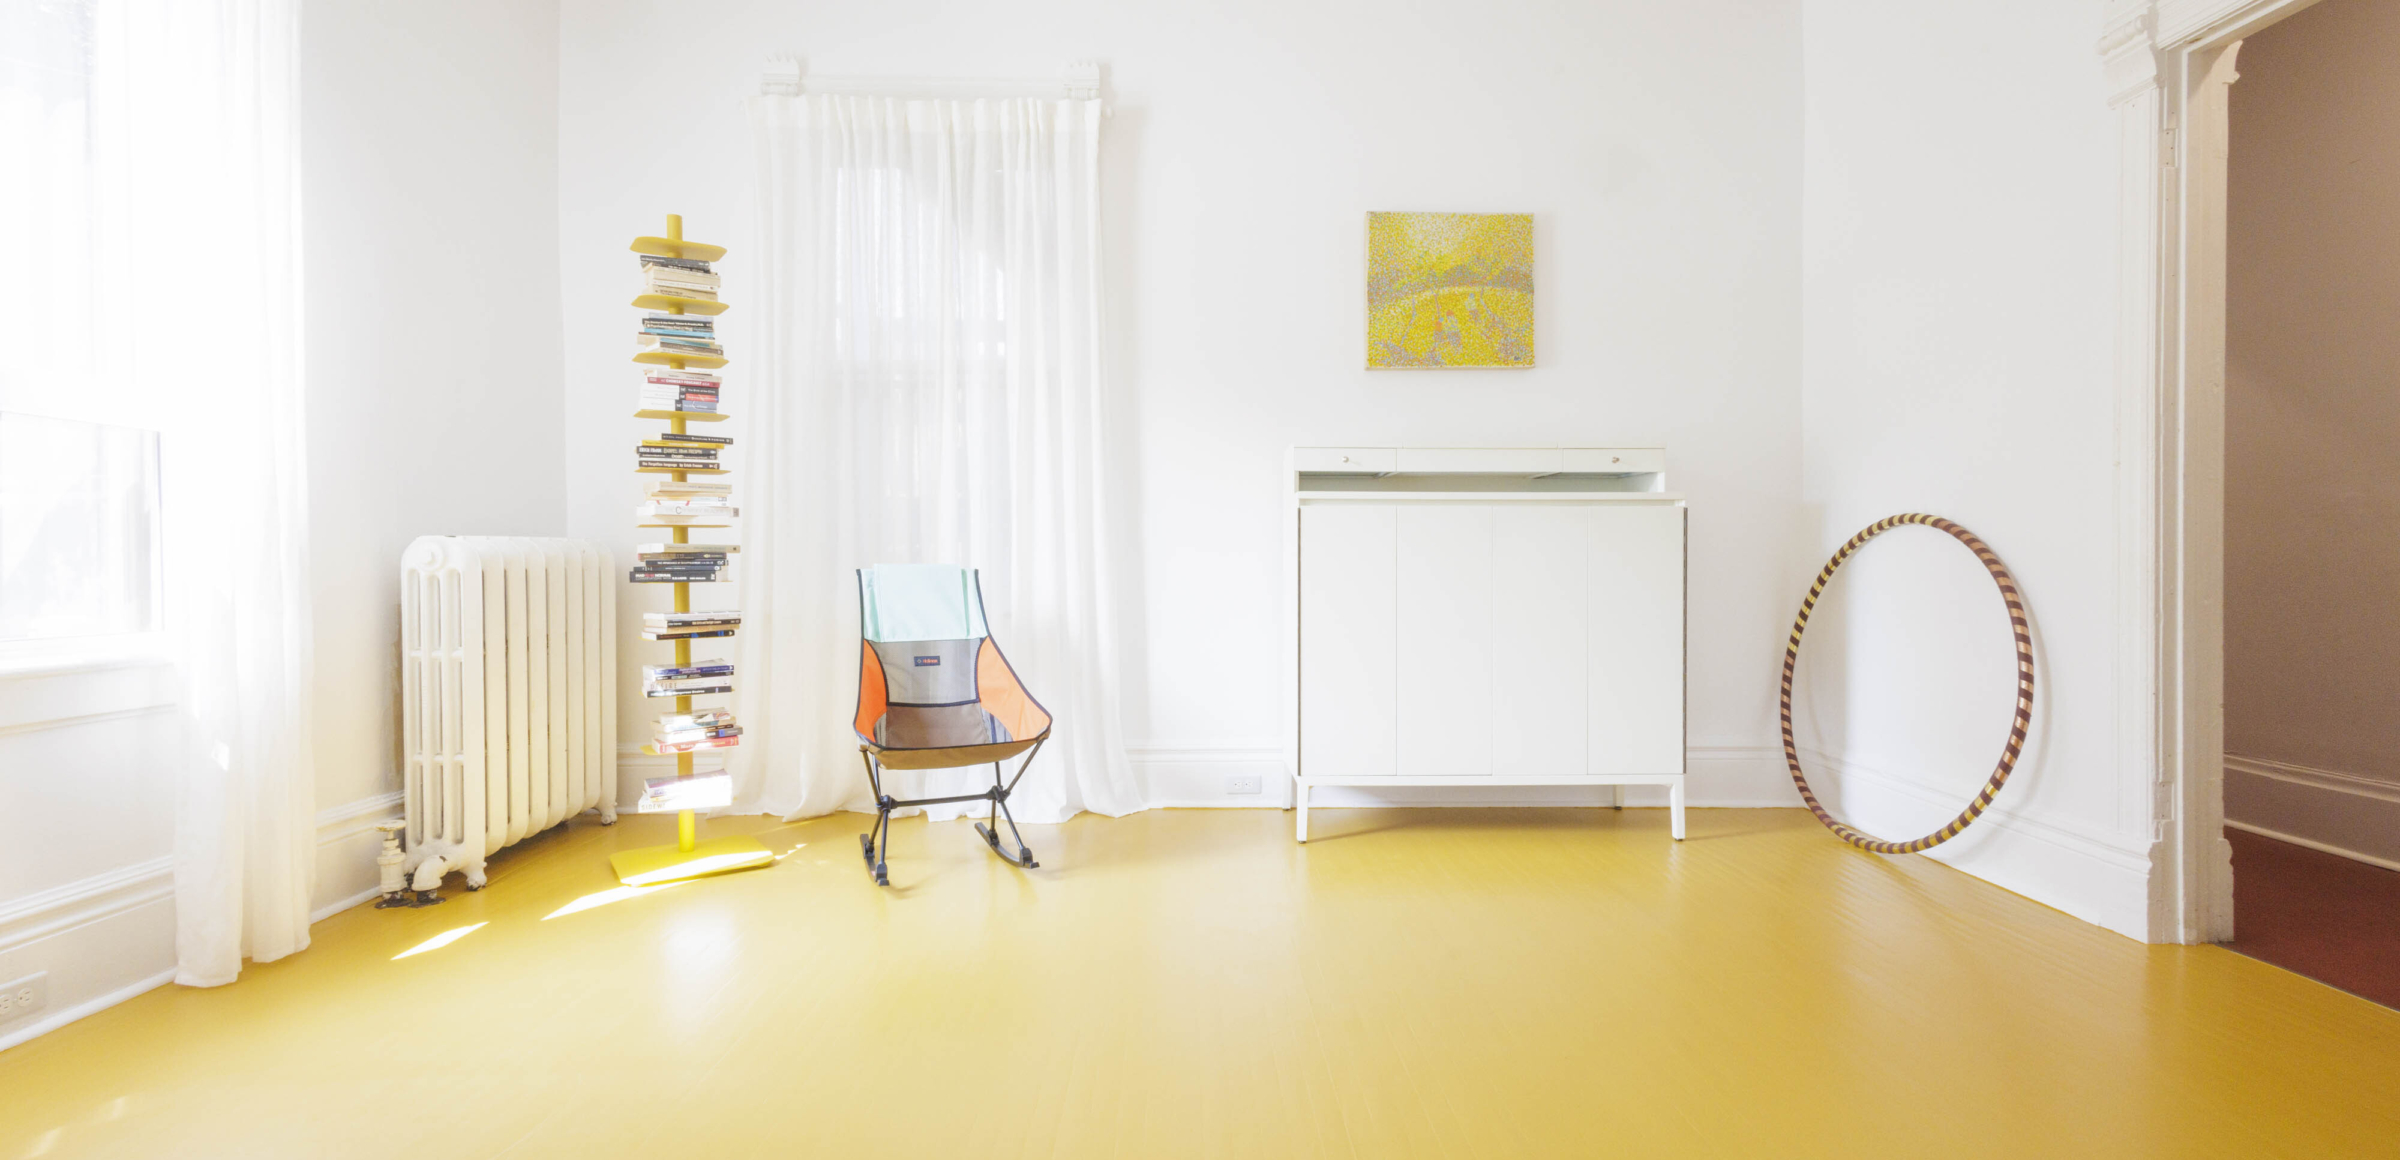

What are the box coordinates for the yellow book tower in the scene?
[609,214,775,886]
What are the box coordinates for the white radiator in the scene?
[400,536,618,889]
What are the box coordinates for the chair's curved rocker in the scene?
[852,565,1053,886]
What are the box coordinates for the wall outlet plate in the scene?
[0,972,48,1025]
[1225,775,1262,795]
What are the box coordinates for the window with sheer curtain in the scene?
[1,0,320,988]
[0,1,167,654]
[737,93,1146,824]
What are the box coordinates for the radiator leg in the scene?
[374,823,412,909]
[464,859,487,890]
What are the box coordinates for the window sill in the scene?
[0,634,174,681]
[0,637,178,735]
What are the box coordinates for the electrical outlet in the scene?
[0,972,48,1025]
[1225,775,1262,795]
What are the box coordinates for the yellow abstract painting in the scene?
[1366,212,1534,369]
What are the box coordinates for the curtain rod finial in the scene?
[763,55,804,97]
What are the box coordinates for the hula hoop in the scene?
[1778,514,2033,855]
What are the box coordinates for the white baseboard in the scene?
[0,789,452,1054]
[0,857,175,1055]
[1132,742,1808,809]
[2225,754,2400,870]
[0,967,176,1054]
[310,790,404,920]
[1795,747,2153,940]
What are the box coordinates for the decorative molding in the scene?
[2224,754,2400,871]
[0,856,173,958]
[0,658,176,735]
[2099,5,2159,104]
[1798,748,2151,939]
[1796,747,2153,864]
[315,790,404,849]
[0,702,175,741]
[2155,0,2321,47]
[2227,753,2400,805]
[2223,821,2400,874]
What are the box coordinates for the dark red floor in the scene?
[2225,827,2400,1010]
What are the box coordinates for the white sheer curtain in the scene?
[119,0,315,987]
[737,93,1142,824]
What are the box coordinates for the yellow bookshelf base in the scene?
[610,833,774,887]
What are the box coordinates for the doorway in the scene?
[2217,0,2400,1008]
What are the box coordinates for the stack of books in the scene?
[628,554,720,586]
[642,254,719,302]
[639,369,719,413]
[636,313,723,360]
[642,610,740,640]
[652,709,741,753]
[636,435,722,472]
[629,543,732,584]
[643,657,733,699]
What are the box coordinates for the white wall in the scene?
[2223,0,2400,869]
[303,0,570,906]
[1797,0,2150,935]
[557,0,1809,806]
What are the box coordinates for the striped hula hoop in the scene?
[1779,514,2034,855]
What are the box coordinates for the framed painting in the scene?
[1365,211,1534,369]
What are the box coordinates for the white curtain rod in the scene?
[760,57,1102,102]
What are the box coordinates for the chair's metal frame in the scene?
[856,739,1047,886]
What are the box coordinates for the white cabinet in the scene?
[1297,504,1396,784]
[1289,447,1685,842]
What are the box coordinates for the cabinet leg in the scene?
[1296,783,1310,843]
[1610,783,1624,811]
[1669,779,1686,841]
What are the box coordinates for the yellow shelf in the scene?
[638,523,730,529]
[631,235,728,262]
[635,350,727,369]
[640,743,740,757]
[636,466,728,475]
[633,293,728,316]
[634,410,729,423]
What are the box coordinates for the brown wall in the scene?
[2224,0,2400,866]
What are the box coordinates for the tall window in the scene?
[0,412,161,641]
[0,0,98,380]
[1,1,168,654]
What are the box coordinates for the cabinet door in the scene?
[1588,505,1685,774]
[1397,506,1493,777]
[1491,506,1589,776]
[1300,505,1397,780]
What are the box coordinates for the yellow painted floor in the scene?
[5,808,2398,1159]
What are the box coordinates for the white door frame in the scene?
[2103,0,2323,943]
